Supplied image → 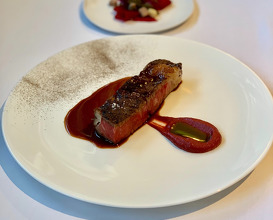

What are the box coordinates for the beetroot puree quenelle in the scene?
[65,77,222,152]
[148,115,222,153]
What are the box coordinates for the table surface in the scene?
[1,0,273,219]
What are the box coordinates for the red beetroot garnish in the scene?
[144,0,172,10]
[133,16,156,22]
[112,0,171,22]
[114,6,140,21]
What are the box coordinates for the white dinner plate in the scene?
[2,35,273,208]
[83,0,194,34]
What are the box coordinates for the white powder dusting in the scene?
[6,37,157,120]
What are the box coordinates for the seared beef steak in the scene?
[94,59,182,144]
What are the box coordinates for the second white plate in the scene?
[83,0,194,34]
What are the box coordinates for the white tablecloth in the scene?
[1,0,272,219]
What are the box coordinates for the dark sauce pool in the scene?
[64,77,130,148]
[65,77,222,153]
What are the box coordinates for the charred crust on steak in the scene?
[95,59,182,126]
[140,59,182,78]
[98,74,162,124]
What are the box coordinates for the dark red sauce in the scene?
[65,77,222,153]
[64,77,130,148]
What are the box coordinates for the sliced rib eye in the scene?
[94,59,182,144]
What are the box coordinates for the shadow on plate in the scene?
[0,104,248,220]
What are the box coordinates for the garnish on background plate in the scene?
[109,0,172,22]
